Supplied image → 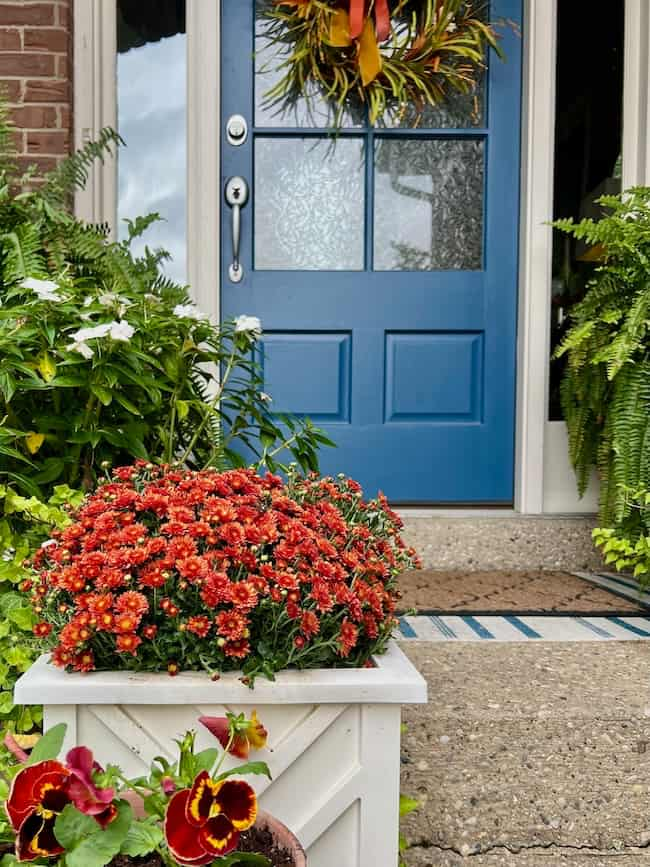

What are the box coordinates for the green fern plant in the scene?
[554,187,650,526]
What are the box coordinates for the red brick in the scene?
[24,27,68,53]
[0,27,21,50]
[0,4,55,26]
[59,103,70,130]
[1,79,21,101]
[10,129,23,152]
[0,52,55,77]
[10,104,57,129]
[24,78,69,102]
[26,129,68,154]
[15,154,58,175]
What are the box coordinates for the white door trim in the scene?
[72,0,117,228]
[186,0,220,322]
[73,0,646,513]
[514,0,557,514]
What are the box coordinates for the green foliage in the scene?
[26,722,66,764]
[553,188,650,525]
[0,485,79,731]
[119,819,164,858]
[593,485,650,586]
[399,793,420,866]
[54,800,133,867]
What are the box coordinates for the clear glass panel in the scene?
[255,138,365,270]
[117,0,187,282]
[378,78,486,130]
[374,139,484,271]
[254,9,362,129]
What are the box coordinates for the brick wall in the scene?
[0,1,73,177]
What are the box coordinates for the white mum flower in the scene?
[173,303,204,321]
[234,315,262,337]
[21,277,61,302]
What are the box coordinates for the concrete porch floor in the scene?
[400,641,650,866]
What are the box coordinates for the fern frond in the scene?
[42,127,122,206]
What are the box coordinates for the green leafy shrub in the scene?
[593,485,650,585]
[0,483,82,731]
[0,92,329,499]
[554,187,650,525]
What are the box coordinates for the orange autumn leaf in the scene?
[358,17,382,86]
[328,8,353,47]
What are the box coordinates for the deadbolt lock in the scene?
[226,114,248,147]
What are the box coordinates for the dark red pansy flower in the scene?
[199,711,267,760]
[164,772,257,865]
[65,747,115,817]
[6,760,71,861]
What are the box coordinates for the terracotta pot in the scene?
[255,809,307,866]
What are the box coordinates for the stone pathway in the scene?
[400,641,650,866]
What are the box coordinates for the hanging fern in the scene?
[554,187,650,527]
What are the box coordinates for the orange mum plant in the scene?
[29,463,419,683]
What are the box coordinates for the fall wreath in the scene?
[260,0,504,126]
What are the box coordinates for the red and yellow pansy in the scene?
[164,772,257,864]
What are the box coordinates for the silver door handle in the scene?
[225,176,249,283]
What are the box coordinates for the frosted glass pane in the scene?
[374,139,484,271]
[255,138,365,271]
[117,0,186,283]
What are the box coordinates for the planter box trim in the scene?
[16,640,426,705]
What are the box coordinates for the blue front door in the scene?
[221,1,522,503]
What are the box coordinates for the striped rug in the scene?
[397,613,650,641]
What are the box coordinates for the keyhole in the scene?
[233,186,241,200]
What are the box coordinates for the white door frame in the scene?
[73,0,649,514]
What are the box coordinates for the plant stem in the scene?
[178,348,237,466]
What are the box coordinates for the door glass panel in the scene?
[374,138,484,271]
[254,14,362,128]
[117,0,187,282]
[378,80,486,130]
[255,138,365,270]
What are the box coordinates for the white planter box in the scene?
[15,640,426,867]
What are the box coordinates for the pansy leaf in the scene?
[27,722,66,764]
[55,800,132,867]
[53,804,98,847]
[193,747,219,775]
[119,818,163,857]
[214,761,272,783]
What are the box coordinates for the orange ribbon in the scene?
[349,0,391,42]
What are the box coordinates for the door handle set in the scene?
[225,176,249,283]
